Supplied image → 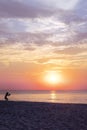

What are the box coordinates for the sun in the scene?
[43,71,63,85]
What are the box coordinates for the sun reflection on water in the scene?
[51,91,56,102]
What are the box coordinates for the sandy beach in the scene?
[0,101,87,130]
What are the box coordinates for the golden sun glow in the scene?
[43,71,63,85]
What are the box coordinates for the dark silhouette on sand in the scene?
[4,92,11,101]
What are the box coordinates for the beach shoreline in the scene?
[0,101,87,130]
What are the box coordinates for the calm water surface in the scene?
[0,90,87,104]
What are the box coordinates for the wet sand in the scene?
[0,101,87,130]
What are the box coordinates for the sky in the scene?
[0,0,87,90]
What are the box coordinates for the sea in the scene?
[0,90,87,104]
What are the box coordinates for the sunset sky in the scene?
[0,0,87,90]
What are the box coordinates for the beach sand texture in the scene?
[0,101,87,130]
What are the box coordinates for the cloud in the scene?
[0,0,81,19]
[54,43,87,55]
[37,0,79,10]
[0,0,87,69]
[0,0,55,18]
[75,0,87,18]
[0,0,87,46]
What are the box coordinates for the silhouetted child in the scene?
[4,92,11,101]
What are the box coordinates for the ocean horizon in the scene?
[0,90,87,104]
